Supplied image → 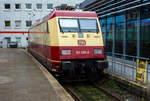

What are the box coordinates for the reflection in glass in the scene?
[106,17,114,53]
[140,7,150,58]
[126,11,138,56]
[100,18,106,46]
[115,14,125,54]
[141,18,150,58]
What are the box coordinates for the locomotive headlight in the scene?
[94,49,103,54]
[61,50,71,55]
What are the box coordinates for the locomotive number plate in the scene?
[76,50,90,55]
[78,40,86,46]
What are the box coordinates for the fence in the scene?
[105,52,150,86]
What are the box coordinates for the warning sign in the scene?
[136,59,148,85]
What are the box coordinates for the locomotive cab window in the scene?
[59,19,79,32]
[79,19,99,32]
[59,18,99,33]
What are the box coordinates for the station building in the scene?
[0,0,84,48]
[80,0,150,59]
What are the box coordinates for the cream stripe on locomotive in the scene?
[29,17,104,47]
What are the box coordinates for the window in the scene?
[15,4,21,9]
[141,7,150,19]
[15,20,21,28]
[5,21,11,27]
[5,37,11,44]
[115,14,125,54]
[26,3,32,9]
[106,17,114,53]
[126,11,138,56]
[36,4,42,9]
[100,18,107,46]
[59,19,79,32]
[47,4,53,9]
[5,4,10,9]
[26,21,32,27]
[140,7,150,58]
[79,19,99,32]
[100,19,106,34]
[59,18,99,32]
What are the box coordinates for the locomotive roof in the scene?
[30,10,98,29]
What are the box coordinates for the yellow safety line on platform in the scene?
[22,49,74,101]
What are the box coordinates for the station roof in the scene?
[31,10,97,28]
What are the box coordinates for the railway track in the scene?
[63,82,122,101]
[63,84,82,101]
[62,74,140,101]
[93,84,121,101]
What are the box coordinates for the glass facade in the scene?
[115,14,125,54]
[126,11,138,56]
[106,17,114,53]
[140,6,150,58]
[100,7,150,58]
[81,0,150,59]
[100,19,106,45]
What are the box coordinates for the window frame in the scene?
[25,3,32,9]
[15,4,21,9]
[4,4,10,9]
[15,20,21,28]
[26,21,32,27]
[5,20,11,28]
[36,3,42,9]
[47,4,53,9]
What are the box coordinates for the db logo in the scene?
[78,40,86,46]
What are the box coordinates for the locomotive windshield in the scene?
[59,18,99,32]
[59,19,79,32]
[79,19,99,32]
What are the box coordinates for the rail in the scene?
[93,84,121,101]
[63,84,82,101]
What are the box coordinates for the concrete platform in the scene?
[0,48,73,101]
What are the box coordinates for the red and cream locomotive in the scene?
[28,10,107,81]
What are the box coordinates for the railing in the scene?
[105,52,150,86]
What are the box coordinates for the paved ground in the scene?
[0,48,73,101]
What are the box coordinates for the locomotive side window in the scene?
[59,19,79,32]
[79,19,99,32]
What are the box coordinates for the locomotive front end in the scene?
[28,10,107,82]
[56,13,108,81]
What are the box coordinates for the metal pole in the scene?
[146,61,149,85]
[132,58,135,81]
